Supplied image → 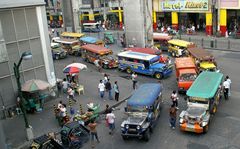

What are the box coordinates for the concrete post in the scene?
[0,121,7,149]
[62,0,75,32]
[123,0,153,47]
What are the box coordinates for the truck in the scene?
[175,57,198,93]
[179,72,223,133]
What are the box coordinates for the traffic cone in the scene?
[53,105,57,115]
[69,99,72,108]
[80,104,84,115]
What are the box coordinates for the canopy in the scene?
[168,39,195,48]
[22,79,50,92]
[80,36,99,44]
[127,83,162,107]
[63,63,87,74]
[187,48,214,60]
[187,72,223,99]
[81,44,112,55]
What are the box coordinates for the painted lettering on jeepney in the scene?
[185,2,208,9]
[163,2,181,10]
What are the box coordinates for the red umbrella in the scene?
[63,63,87,74]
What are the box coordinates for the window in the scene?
[143,61,149,69]
[0,20,8,63]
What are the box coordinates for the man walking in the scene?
[67,87,76,102]
[105,79,113,100]
[114,81,119,101]
[98,80,105,99]
[226,76,232,96]
[171,90,179,109]
[106,110,115,135]
[131,72,138,90]
[88,120,100,148]
[169,104,177,129]
[223,78,230,100]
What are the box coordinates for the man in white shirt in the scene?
[98,80,105,99]
[62,78,69,94]
[223,78,230,100]
[226,76,232,96]
[132,72,137,90]
[106,111,115,135]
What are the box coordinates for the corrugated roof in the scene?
[0,0,45,9]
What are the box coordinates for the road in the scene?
[3,32,240,149]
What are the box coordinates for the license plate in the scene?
[129,128,136,132]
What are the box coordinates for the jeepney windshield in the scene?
[188,97,209,105]
[179,73,197,82]
[150,57,159,65]
[127,106,149,113]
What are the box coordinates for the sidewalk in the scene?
[2,67,133,149]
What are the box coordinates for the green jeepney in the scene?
[179,71,223,133]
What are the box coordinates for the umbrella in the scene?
[22,79,51,92]
[63,63,87,74]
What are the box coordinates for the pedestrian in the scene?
[226,76,232,96]
[57,101,63,109]
[171,90,179,109]
[131,72,138,90]
[94,59,102,72]
[88,120,100,148]
[62,78,69,94]
[106,110,115,135]
[105,79,113,100]
[103,73,109,84]
[223,78,230,100]
[67,87,76,102]
[169,104,177,129]
[114,81,119,101]
[56,79,62,97]
[98,80,105,99]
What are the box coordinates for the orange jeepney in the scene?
[81,44,118,69]
[175,57,198,93]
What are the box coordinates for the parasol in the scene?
[21,79,51,92]
[63,63,87,74]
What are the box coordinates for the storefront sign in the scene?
[161,0,209,12]
[220,0,240,9]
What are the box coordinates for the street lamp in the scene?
[13,51,34,140]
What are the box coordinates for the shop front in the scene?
[220,0,240,36]
[153,0,212,35]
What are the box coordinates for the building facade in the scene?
[0,0,56,118]
[153,0,240,36]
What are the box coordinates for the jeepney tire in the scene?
[211,105,217,114]
[122,136,128,140]
[155,72,162,79]
[103,64,108,69]
[143,129,150,141]
[126,68,132,74]
[203,124,209,133]
[55,55,59,60]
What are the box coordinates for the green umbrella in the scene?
[21,79,51,92]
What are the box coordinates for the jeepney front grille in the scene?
[187,117,197,124]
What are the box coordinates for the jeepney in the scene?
[61,32,85,40]
[82,22,101,32]
[175,57,197,93]
[81,44,118,69]
[168,39,196,57]
[121,83,162,141]
[79,36,104,46]
[187,47,219,72]
[118,51,173,79]
[53,38,81,56]
[51,43,67,60]
[153,33,172,51]
[179,72,223,133]
[124,47,171,65]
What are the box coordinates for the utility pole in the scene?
[103,0,107,21]
[217,0,220,32]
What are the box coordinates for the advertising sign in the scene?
[161,0,209,12]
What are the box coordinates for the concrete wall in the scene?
[62,0,74,32]
[123,0,153,47]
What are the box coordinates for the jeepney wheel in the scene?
[122,136,128,140]
[143,129,150,141]
[203,124,209,133]
[55,55,60,60]
[212,105,217,114]
[126,68,132,74]
[155,73,162,79]
[103,64,108,69]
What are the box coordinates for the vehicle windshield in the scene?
[127,106,148,113]
[179,73,197,81]
[150,57,159,65]
[188,97,209,105]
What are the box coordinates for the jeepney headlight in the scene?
[125,125,129,129]
[136,125,141,130]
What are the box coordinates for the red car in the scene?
[124,47,170,64]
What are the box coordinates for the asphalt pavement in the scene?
[2,31,240,149]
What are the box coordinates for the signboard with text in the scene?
[160,0,209,12]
